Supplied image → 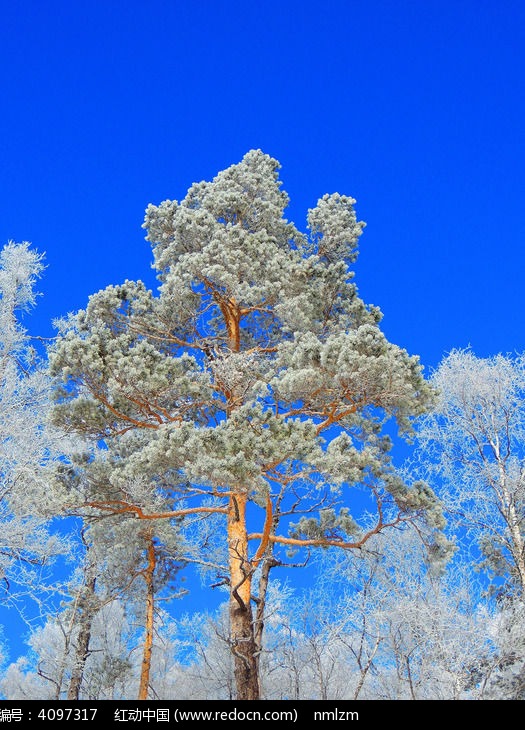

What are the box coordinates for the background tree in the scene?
[409,348,525,698]
[89,515,185,700]
[250,528,485,700]
[55,437,187,700]
[49,150,444,700]
[0,241,68,634]
[480,597,525,699]
[412,349,525,597]
[0,598,137,700]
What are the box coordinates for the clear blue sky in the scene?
[1,0,525,666]
[2,0,524,372]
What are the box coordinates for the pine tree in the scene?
[49,150,443,699]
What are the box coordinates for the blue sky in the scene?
[2,0,524,372]
[1,0,525,666]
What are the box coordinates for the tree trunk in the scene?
[254,556,272,663]
[254,535,280,697]
[67,536,99,701]
[497,457,525,593]
[228,493,259,700]
[67,570,97,700]
[138,536,156,700]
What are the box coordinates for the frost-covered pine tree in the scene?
[49,150,443,700]
[87,513,185,700]
[47,445,186,701]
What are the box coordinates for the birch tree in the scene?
[255,528,482,700]
[0,599,137,700]
[0,241,66,612]
[481,598,525,699]
[413,349,525,597]
[48,150,443,700]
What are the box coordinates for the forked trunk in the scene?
[228,492,260,700]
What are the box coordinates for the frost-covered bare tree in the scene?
[350,534,489,699]
[48,150,444,699]
[0,241,67,618]
[480,598,525,699]
[0,598,138,700]
[409,348,525,698]
[253,527,486,700]
[413,349,525,597]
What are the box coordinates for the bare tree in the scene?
[0,241,69,643]
[413,348,525,597]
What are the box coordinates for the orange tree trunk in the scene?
[228,492,259,700]
[138,537,156,700]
